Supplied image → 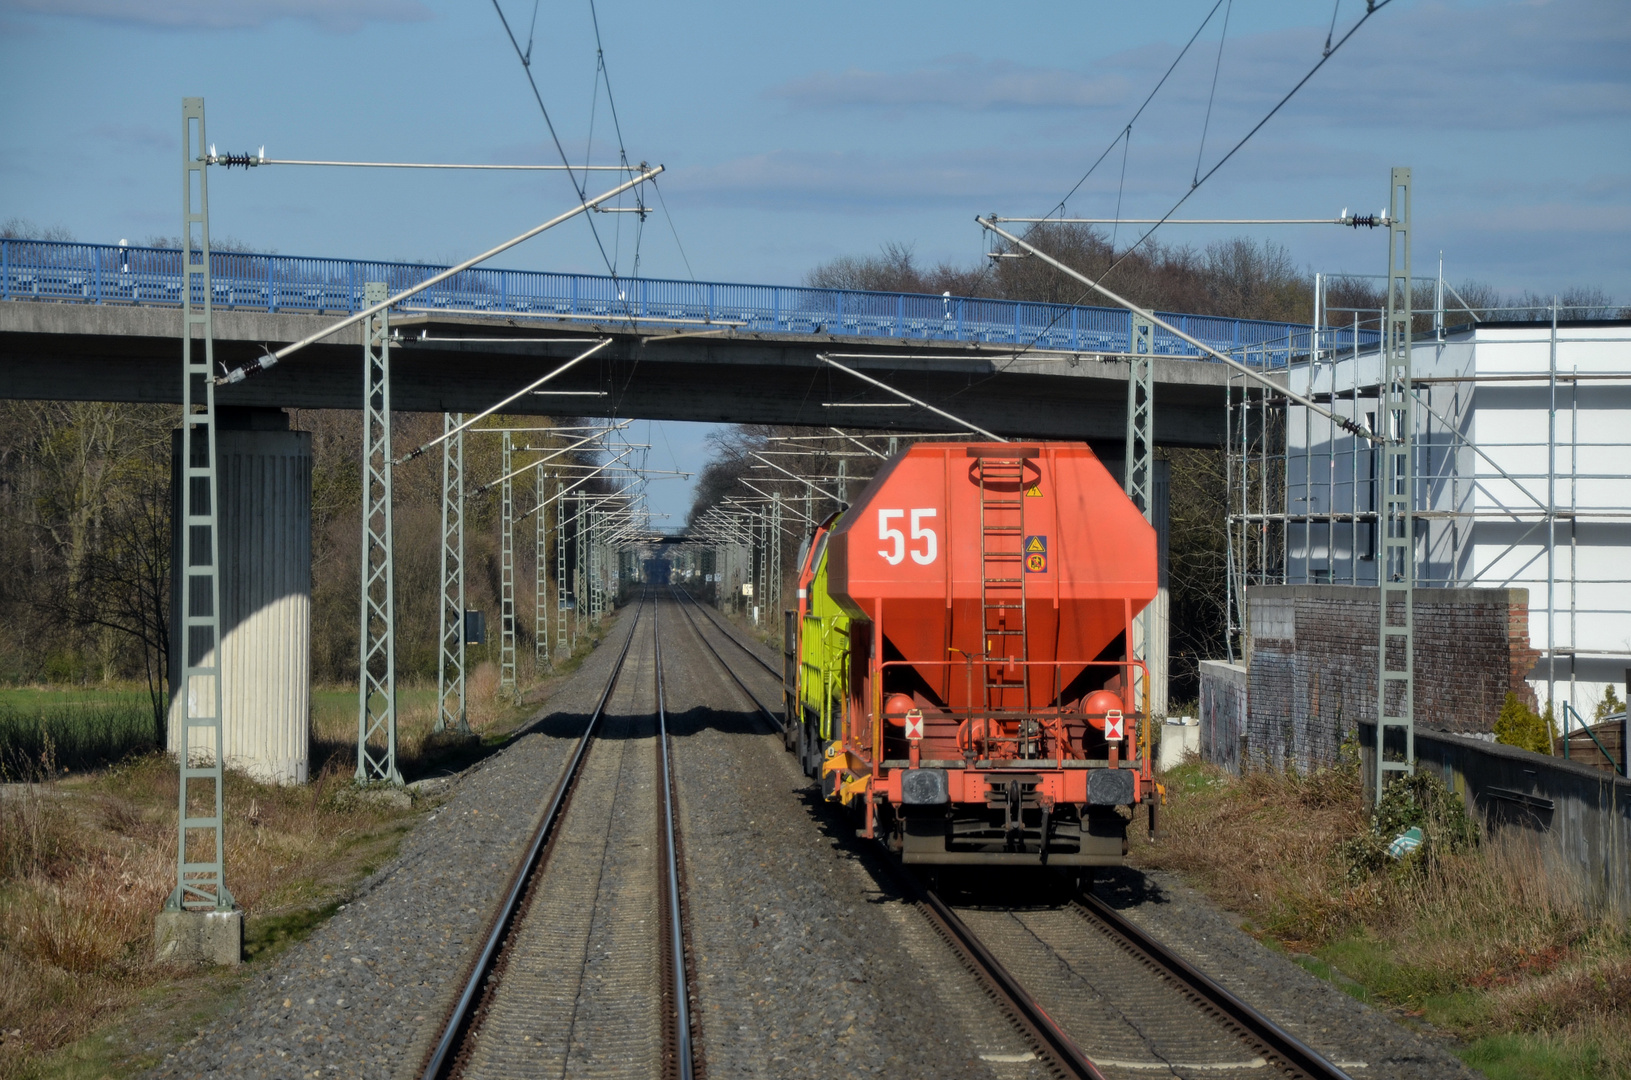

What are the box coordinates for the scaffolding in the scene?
[1228,295,1631,724]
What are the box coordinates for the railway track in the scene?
[420,592,699,1080]
[670,586,1354,1080]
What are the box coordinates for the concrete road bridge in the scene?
[0,240,1375,447]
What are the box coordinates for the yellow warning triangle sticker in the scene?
[1025,483,1042,497]
[1025,536,1046,553]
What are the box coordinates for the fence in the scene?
[0,240,1378,368]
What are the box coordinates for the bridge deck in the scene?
[0,241,1342,445]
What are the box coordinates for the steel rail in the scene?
[666,588,781,728]
[666,587,1101,1078]
[420,594,648,1080]
[670,587,781,682]
[651,601,698,1080]
[913,885,1106,1080]
[1070,891,1353,1080]
[673,586,1345,1076]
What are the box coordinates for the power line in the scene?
[650,174,697,281]
[1051,0,1226,216]
[585,0,646,277]
[1098,0,1394,281]
[963,0,1395,387]
[1193,0,1234,188]
[489,0,629,298]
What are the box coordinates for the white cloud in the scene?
[764,1,1631,132]
[0,0,432,32]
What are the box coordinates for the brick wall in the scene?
[1244,585,1537,772]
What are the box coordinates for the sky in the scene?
[2,0,1627,524]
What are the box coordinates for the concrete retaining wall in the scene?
[1199,660,1246,775]
[1361,722,1631,916]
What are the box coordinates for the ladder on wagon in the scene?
[976,453,1030,714]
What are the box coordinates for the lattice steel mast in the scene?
[500,430,517,692]
[357,281,401,784]
[770,493,783,633]
[557,481,570,655]
[535,462,550,670]
[167,97,233,913]
[1375,167,1415,801]
[1125,314,1155,716]
[435,413,468,734]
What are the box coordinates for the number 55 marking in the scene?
[878,508,938,566]
[909,508,937,565]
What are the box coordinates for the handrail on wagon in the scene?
[877,656,1152,767]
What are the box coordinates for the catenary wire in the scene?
[956,0,1395,393]
[1051,0,1226,216]
[1193,0,1234,188]
[489,0,634,315]
[1110,127,1131,251]
[587,0,648,278]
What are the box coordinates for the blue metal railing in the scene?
[0,239,1379,367]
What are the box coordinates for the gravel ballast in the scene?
[1094,867,1481,1079]
[146,611,639,1080]
[660,597,1040,1079]
[668,598,1483,1080]
[146,594,1485,1080]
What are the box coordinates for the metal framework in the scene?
[589,509,604,621]
[168,97,233,912]
[535,463,550,670]
[574,493,587,641]
[356,281,401,784]
[435,412,468,734]
[1126,315,1155,716]
[1375,168,1416,799]
[769,494,783,629]
[557,484,571,656]
[500,430,517,693]
[1228,170,1631,776]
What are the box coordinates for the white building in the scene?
[1278,320,1631,723]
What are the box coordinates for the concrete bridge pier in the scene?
[168,407,312,784]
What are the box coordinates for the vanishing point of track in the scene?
[669,586,1353,1080]
[420,592,698,1080]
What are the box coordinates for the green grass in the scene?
[0,687,157,774]
[1460,1033,1606,1080]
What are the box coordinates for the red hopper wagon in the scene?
[789,441,1158,868]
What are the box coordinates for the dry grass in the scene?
[1136,759,1631,1078]
[0,752,421,1078]
[0,619,618,1078]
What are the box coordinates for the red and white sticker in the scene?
[1104,710,1125,741]
[904,712,924,741]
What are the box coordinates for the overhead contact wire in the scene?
[490,0,636,322]
[1193,0,1234,189]
[964,0,1394,387]
[1051,0,1226,215]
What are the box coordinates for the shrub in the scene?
[1596,684,1625,723]
[1495,692,1555,755]
[1340,770,1479,882]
